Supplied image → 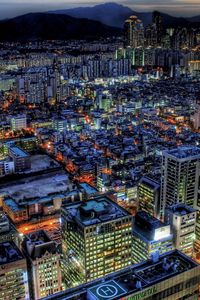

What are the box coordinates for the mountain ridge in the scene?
[50,2,200,28]
[0,12,122,41]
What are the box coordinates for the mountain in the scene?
[0,13,122,41]
[188,15,200,23]
[160,13,191,28]
[50,2,200,28]
[50,2,153,28]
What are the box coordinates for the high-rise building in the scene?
[152,11,163,45]
[124,16,144,48]
[23,230,62,299]
[160,146,200,255]
[160,146,200,218]
[61,196,133,287]
[138,175,160,217]
[145,24,157,47]
[0,241,29,300]
[165,204,196,257]
[132,211,173,264]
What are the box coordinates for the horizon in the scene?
[0,1,200,20]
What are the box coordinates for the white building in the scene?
[0,158,14,176]
[10,114,27,131]
[165,204,196,257]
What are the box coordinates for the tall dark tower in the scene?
[152,11,163,45]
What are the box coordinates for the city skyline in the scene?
[0,0,200,19]
[0,1,200,300]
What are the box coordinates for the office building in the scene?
[0,241,29,300]
[165,204,196,257]
[132,211,173,264]
[23,230,62,300]
[160,146,200,218]
[160,146,200,255]
[61,197,133,287]
[138,175,160,218]
[42,250,200,300]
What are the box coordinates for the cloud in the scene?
[122,0,200,16]
[0,0,199,19]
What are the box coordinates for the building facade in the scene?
[23,230,62,300]
[132,211,173,264]
[61,197,133,287]
[165,204,196,257]
[0,241,29,300]
[138,176,160,218]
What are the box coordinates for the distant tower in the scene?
[124,16,144,48]
[152,11,163,45]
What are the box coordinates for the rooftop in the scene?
[62,197,131,227]
[133,211,171,242]
[0,170,70,200]
[28,154,60,173]
[79,183,98,195]
[135,211,164,230]
[139,176,160,190]
[163,146,200,160]
[24,230,57,259]
[42,250,199,300]
[0,241,24,265]
[167,204,196,216]
[9,146,29,158]
[4,198,25,212]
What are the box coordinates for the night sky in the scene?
[0,0,199,19]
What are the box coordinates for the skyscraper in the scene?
[61,196,133,287]
[160,146,200,218]
[124,16,144,48]
[160,146,200,255]
[152,11,163,46]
